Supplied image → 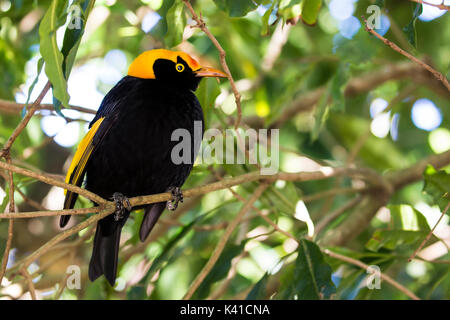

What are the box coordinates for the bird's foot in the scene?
[166,187,183,211]
[112,192,132,221]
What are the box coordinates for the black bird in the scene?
[61,49,226,286]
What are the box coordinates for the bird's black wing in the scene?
[61,77,136,227]
[60,116,116,227]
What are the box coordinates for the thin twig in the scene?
[182,0,242,129]
[0,81,51,158]
[0,207,102,219]
[183,183,268,300]
[159,218,228,231]
[0,159,107,205]
[407,0,450,11]
[0,99,97,116]
[268,61,450,129]
[21,268,37,300]
[0,167,49,211]
[363,18,450,92]
[302,187,364,203]
[208,167,298,241]
[323,249,420,300]
[315,196,363,235]
[54,250,76,300]
[207,251,248,299]
[0,157,15,285]
[8,204,115,271]
[409,200,450,262]
[16,188,49,211]
[383,83,418,114]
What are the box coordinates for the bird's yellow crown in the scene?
[127,49,201,79]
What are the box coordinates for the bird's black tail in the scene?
[89,214,128,286]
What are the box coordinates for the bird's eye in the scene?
[175,63,185,72]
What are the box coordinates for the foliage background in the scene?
[0,0,449,300]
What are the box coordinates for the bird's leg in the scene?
[166,187,183,211]
[112,192,132,221]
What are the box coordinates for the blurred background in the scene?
[0,0,449,299]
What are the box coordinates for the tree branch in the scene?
[21,268,37,300]
[386,150,450,190]
[266,61,449,129]
[407,0,450,11]
[183,0,242,129]
[409,200,450,261]
[0,99,96,116]
[315,196,363,235]
[0,159,107,205]
[0,158,15,285]
[0,207,102,219]
[321,150,450,247]
[324,249,420,300]
[0,81,51,158]
[183,183,268,300]
[364,18,450,92]
[8,204,114,271]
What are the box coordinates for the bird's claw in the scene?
[112,192,131,221]
[166,187,183,211]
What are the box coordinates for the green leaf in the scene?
[280,239,336,299]
[213,0,258,17]
[366,204,431,252]
[261,1,276,35]
[330,63,350,111]
[164,1,186,48]
[336,270,366,299]
[127,285,147,300]
[83,279,107,299]
[334,31,377,65]
[311,83,330,141]
[310,62,349,141]
[375,0,385,8]
[39,0,70,109]
[152,0,175,37]
[196,77,221,130]
[263,184,297,214]
[389,204,430,231]
[366,230,429,252]
[0,219,10,272]
[52,96,64,117]
[146,217,199,279]
[403,2,422,48]
[51,0,93,116]
[246,273,270,300]
[328,113,410,171]
[300,0,322,26]
[423,165,450,210]
[193,241,246,299]
[61,1,92,79]
[23,57,44,111]
[127,204,228,298]
[123,210,145,247]
[0,184,9,213]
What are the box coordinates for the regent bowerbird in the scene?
[61,49,227,286]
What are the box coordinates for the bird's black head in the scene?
[127,49,226,91]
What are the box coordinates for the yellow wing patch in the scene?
[64,117,105,196]
[127,49,201,79]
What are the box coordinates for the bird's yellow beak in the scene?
[194,66,227,78]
